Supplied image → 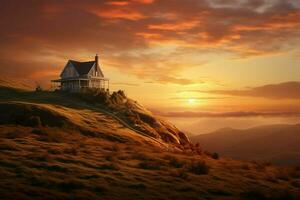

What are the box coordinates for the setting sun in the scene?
[188,98,196,105]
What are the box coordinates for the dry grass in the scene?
[1,128,300,200]
[1,88,300,200]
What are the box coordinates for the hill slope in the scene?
[1,84,300,200]
[191,124,300,165]
[0,82,189,148]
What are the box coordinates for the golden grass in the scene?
[1,124,300,200]
[0,87,300,199]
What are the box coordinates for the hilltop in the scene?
[0,82,300,200]
[191,124,300,166]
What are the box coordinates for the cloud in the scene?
[196,82,300,99]
[148,20,199,31]
[170,97,226,100]
[153,110,300,118]
[111,82,140,86]
[156,76,195,85]
[0,0,299,84]
[88,7,146,20]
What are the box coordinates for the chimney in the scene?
[95,54,98,72]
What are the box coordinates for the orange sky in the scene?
[1,0,300,133]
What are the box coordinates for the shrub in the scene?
[63,147,78,155]
[59,180,85,192]
[167,156,185,168]
[36,130,64,143]
[291,180,300,188]
[241,164,251,170]
[97,163,120,171]
[4,130,22,139]
[29,116,42,127]
[207,188,232,196]
[188,161,210,175]
[105,154,116,162]
[211,152,219,160]
[132,153,150,161]
[138,161,161,170]
[241,188,296,200]
[0,143,19,151]
[289,166,300,179]
[128,183,147,190]
[35,85,43,92]
[32,129,47,135]
[47,149,61,155]
[241,189,266,200]
[176,169,189,179]
[110,90,126,105]
[15,115,41,127]
[276,169,290,181]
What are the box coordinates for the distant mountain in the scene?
[191,124,300,165]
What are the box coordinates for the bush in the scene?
[167,156,185,168]
[35,85,43,92]
[97,163,120,171]
[241,164,251,170]
[59,180,85,192]
[138,161,161,170]
[291,180,300,188]
[63,147,78,155]
[241,189,266,200]
[212,152,219,160]
[15,115,41,127]
[241,188,296,200]
[128,183,147,190]
[110,90,126,105]
[289,166,300,179]
[176,169,189,179]
[29,116,42,127]
[35,130,64,143]
[276,169,290,181]
[32,129,47,135]
[207,188,232,196]
[188,161,210,175]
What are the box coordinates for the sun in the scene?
[188,98,196,105]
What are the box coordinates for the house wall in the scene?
[61,62,79,78]
[89,65,96,77]
[61,80,80,92]
[88,65,103,77]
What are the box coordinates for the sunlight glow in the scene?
[188,98,196,105]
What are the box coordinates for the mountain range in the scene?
[191,124,300,165]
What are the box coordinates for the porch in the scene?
[51,77,109,92]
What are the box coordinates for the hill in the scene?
[191,124,300,165]
[1,83,300,200]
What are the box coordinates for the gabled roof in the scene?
[69,60,104,77]
[69,60,95,75]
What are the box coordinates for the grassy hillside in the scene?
[1,85,300,199]
[191,124,300,165]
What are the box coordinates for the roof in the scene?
[68,60,105,77]
[69,60,95,76]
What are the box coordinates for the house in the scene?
[51,54,109,92]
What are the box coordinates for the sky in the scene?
[1,0,300,134]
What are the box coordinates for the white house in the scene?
[51,54,109,92]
